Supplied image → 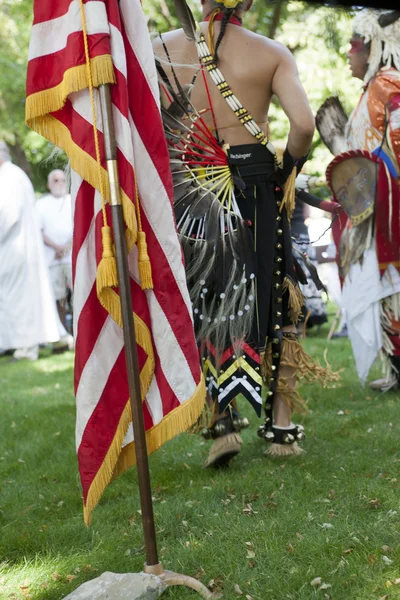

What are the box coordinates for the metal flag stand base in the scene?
[99,86,213,600]
[144,564,213,599]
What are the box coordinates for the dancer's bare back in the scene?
[153,21,314,156]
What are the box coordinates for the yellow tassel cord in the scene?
[282,276,304,324]
[78,0,120,301]
[262,336,340,414]
[207,9,220,56]
[279,166,296,221]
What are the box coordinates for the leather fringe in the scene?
[282,276,304,324]
[262,336,340,413]
[264,441,303,456]
[204,432,242,468]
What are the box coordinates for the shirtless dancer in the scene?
[154,0,336,465]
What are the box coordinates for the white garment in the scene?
[341,247,400,385]
[35,193,72,266]
[0,161,61,351]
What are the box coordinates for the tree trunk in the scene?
[268,0,283,40]
[10,138,32,179]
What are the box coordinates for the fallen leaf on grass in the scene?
[246,550,255,559]
[234,584,243,595]
[378,596,389,600]
[368,554,377,565]
[19,585,30,597]
[320,583,331,590]
[310,577,322,587]
[248,561,255,569]
[245,595,253,599]
[368,498,381,509]
[243,503,258,516]
[82,565,97,573]
[382,555,393,565]
[287,544,295,553]
[382,545,393,553]
[320,523,334,529]
[65,575,76,583]
[342,549,352,555]
[207,577,224,593]
[51,573,61,581]
[194,567,205,580]
[296,532,304,540]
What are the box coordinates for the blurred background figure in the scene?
[35,169,73,348]
[317,9,400,390]
[0,141,61,361]
[292,173,328,332]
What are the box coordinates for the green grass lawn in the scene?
[1,318,400,600]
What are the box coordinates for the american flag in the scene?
[26,0,205,524]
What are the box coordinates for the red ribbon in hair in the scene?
[204,11,242,26]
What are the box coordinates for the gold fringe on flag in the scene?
[25,56,116,122]
[280,166,296,221]
[282,276,304,324]
[84,374,206,524]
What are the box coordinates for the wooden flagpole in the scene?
[99,84,213,599]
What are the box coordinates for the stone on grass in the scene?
[62,571,167,600]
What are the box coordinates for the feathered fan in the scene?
[155,37,256,364]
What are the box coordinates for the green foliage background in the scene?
[0,0,363,190]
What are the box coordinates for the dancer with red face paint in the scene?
[325,10,400,391]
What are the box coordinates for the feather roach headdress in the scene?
[352,9,400,84]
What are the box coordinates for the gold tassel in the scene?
[280,166,296,220]
[137,230,153,290]
[282,276,304,324]
[96,226,118,295]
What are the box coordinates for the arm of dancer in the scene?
[296,189,341,214]
[271,44,315,159]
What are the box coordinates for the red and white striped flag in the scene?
[26,0,205,524]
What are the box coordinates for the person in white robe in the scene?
[0,141,61,361]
